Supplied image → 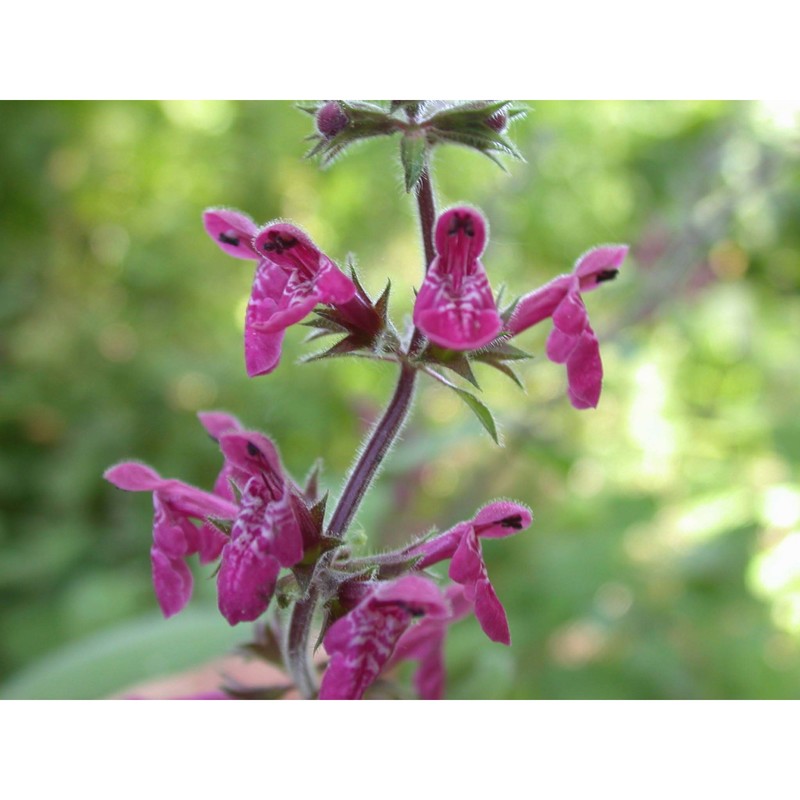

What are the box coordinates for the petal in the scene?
[320,576,446,700]
[434,207,487,261]
[566,327,603,409]
[472,501,533,538]
[314,260,359,306]
[474,577,511,645]
[203,208,259,260]
[253,221,320,269]
[449,527,483,586]
[151,547,193,618]
[574,244,628,291]
[219,431,282,477]
[546,326,579,364]
[151,496,195,558]
[506,275,571,335]
[407,524,470,570]
[196,522,228,564]
[217,537,281,625]
[197,411,242,441]
[551,291,588,336]
[244,261,289,376]
[104,462,163,492]
[414,260,502,350]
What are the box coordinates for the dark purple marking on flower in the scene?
[595,269,619,283]
[447,211,476,238]
[246,441,261,458]
[500,514,524,529]
[261,231,299,255]
[218,232,241,247]
[396,601,427,618]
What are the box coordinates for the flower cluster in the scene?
[105,413,312,625]
[105,101,627,700]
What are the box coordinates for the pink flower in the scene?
[413,206,502,350]
[215,430,305,625]
[105,412,304,626]
[204,209,371,377]
[103,462,237,618]
[386,585,471,700]
[319,576,449,700]
[507,245,628,409]
[406,500,532,645]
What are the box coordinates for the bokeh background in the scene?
[1,100,799,699]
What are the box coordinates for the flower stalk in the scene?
[103,101,628,700]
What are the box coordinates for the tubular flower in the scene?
[103,462,237,619]
[319,576,449,700]
[413,206,502,350]
[215,430,304,625]
[203,209,367,377]
[386,585,471,700]
[507,245,628,409]
[406,500,532,645]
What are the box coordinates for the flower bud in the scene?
[316,101,349,139]
[485,109,508,132]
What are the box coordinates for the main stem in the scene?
[326,362,417,539]
[288,167,437,695]
[327,168,436,539]
[286,584,319,699]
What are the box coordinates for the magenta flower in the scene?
[407,500,532,645]
[319,576,449,700]
[204,209,371,377]
[215,430,304,625]
[103,462,237,618]
[413,206,502,350]
[507,245,628,409]
[386,585,471,700]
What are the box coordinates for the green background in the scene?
[1,100,799,699]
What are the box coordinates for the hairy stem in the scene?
[409,168,437,355]
[327,361,417,539]
[416,170,436,271]
[327,168,437,539]
[286,585,319,699]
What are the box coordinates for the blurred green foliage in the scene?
[1,100,799,699]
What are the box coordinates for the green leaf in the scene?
[473,338,532,361]
[374,279,391,322]
[0,609,248,699]
[301,336,362,362]
[479,359,526,390]
[400,132,428,192]
[452,387,501,445]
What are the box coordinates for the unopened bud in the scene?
[485,109,508,132]
[316,102,349,139]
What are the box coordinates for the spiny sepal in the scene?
[422,101,526,167]
[302,101,401,167]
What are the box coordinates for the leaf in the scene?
[301,336,363,363]
[479,359,526,390]
[400,132,428,192]
[453,387,501,444]
[0,609,248,699]
[473,338,532,361]
[303,459,323,502]
[221,681,294,700]
[374,279,391,322]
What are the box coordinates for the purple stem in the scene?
[287,163,437,696]
[327,168,436,538]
